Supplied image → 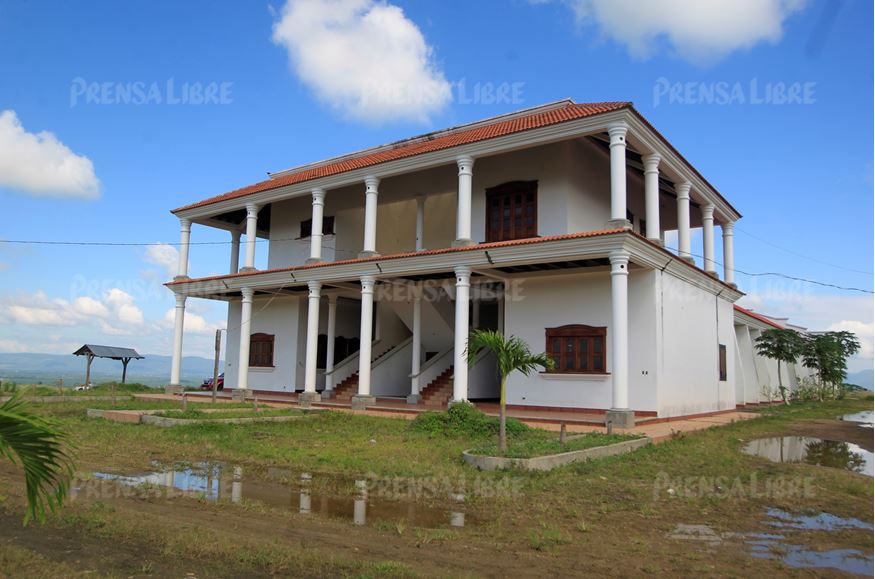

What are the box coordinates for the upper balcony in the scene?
[168,100,742,292]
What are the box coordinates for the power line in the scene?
[734,226,873,276]
[2,236,871,294]
[662,244,874,295]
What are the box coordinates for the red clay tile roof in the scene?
[734,305,784,329]
[166,228,627,286]
[173,101,632,213]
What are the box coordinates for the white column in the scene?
[702,204,716,274]
[642,153,661,242]
[175,218,191,279]
[723,221,736,285]
[308,188,327,263]
[409,285,422,401]
[415,195,425,251]
[242,203,260,271]
[608,122,630,227]
[609,251,630,410]
[361,177,379,257]
[453,266,471,402]
[455,156,475,246]
[169,293,186,386]
[303,281,321,395]
[324,295,338,392]
[237,288,254,391]
[229,230,241,274]
[675,182,692,261]
[356,276,376,398]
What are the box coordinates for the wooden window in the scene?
[718,344,727,381]
[485,181,537,242]
[545,325,607,374]
[300,216,335,238]
[249,333,275,367]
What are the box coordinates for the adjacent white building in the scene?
[165,100,804,425]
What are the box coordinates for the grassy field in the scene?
[0,393,871,577]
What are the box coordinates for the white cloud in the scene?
[162,309,225,335]
[144,244,179,278]
[553,0,807,64]
[272,0,452,124]
[72,296,110,318]
[0,110,101,199]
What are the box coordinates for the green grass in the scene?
[469,431,641,458]
[4,392,872,577]
[1,381,156,397]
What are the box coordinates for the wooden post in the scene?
[212,329,221,403]
[559,422,567,445]
[58,377,63,396]
[85,353,93,389]
[121,358,130,384]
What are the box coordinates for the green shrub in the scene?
[408,402,528,438]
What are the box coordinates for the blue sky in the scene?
[0,0,872,370]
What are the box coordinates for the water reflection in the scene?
[746,536,874,575]
[90,462,471,528]
[743,436,873,477]
[840,410,874,428]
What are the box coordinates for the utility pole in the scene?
[212,329,222,403]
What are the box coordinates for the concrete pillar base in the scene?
[172,275,190,282]
[238,266,258,273]
[298,391,322,406]
[726,282,738,290]
[605,410,635,429]
[452,238,476,248]
[448,399,470,408]
[646,238,664,247]
[351,395,376,410]
[321,389,334,400]
[357,251,380,259]
[165,384,183,395]
[304,257,323,265]
[231,389,250,402]
[705,270,719,278]
[607,219,633,230]
[406,394,421,404]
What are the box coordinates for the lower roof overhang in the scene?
[167,230,744,302]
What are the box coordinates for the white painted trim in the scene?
[539,372,611,382]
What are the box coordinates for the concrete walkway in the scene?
[134,392,761,443]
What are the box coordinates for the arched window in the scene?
[545,325,607,374]
[249,333,275,367]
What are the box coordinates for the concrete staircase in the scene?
[333,374,359,402]
[418,366,454,408]
[332,344,403,402]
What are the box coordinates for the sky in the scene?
[0,0,872,372]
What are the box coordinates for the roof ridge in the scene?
[174,100,633,213]
[267,99,584,179]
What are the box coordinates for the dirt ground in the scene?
[0,404,871,577]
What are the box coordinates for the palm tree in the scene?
[754,328,805,404]
[467,329,554,453]
[0,394,75,523]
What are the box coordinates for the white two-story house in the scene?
[165,99,765,427]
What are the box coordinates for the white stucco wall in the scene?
[503,269,658,412]
[735,324,761,404]
[223,295,302,392]
[657,272,736,416]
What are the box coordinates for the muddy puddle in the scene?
[668,509,873,576]
[742,436,873,476]
[81,462,475,529]
[839,410,874,428]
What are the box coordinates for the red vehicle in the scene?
[200,373,224,391]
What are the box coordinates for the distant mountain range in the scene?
[0,352,222,387]
[847,369,874,390]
